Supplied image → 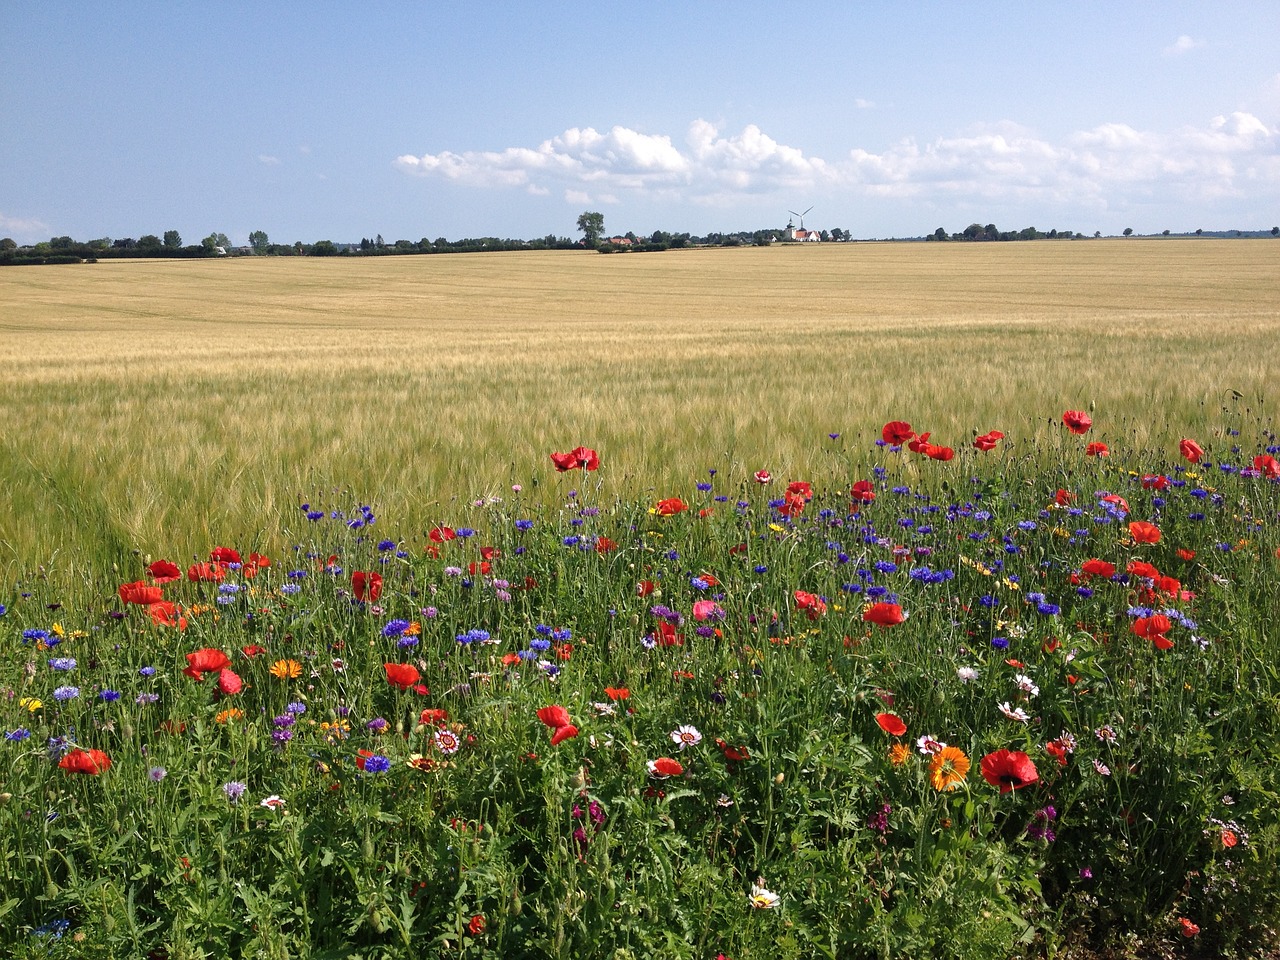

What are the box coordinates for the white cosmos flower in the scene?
[998,701,1031,723]
[1014,674,1040,697]
[957,666,980,683]
[670,725,703,750]
[749,883,780,909]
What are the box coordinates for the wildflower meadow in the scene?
[3,411,1279,959]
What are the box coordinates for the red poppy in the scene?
[793,590,826,620]
[648,757,684,778]
[187,562,226,582]
[59,747,112,775]
[210,546,241,564]
[468,561,492,576]
[241,644,266,657]
[243,552,271,578]
[1085,442,1109,457]
[468,914,486,936]
[1126,559,1161,579]
[604,686,630,701]
[863,602,906,627]
[1154,575,1182,596]
[875,713,907,736]
[384,662,421,690]
[1080,559,1116,578]
[428,526,457,543]
[924,444,955,461]
[636,579,655,597]
[907,431,932,453]
[147,559,182,584]
[655,497,687,516]
[118,581,164,605]
[850,480,876,503]
[1100,494,1129,515]
[974,430,1004,451]
[777,491,808,516]
[1141,474,1169,490]
[419,708,449,726]
[595,537,618,553]
[184,648,231,680]
[1254,454,1280,479]
[882,421,915,446]
[217,668,243,696]
[980,749,1039,793]
[1054,489,1075,506]
[536,705,572,729]
[550,724,579,746]
[1177,548,1196,561]
[352,571,383,602]
[550,446,599,472]
[753,470,772,484]
[1128,521,1161,544]
[1179,438,1203,463]
[651,622,683,646]
[148,601,187,630]
[1179,918,1200,938]
[1132,615,1174,649]
[716,739,750,762]
[1062,410,1092,434]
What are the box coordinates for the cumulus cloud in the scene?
[1163,34,1203,56]
[0,211,50,239]
[395,114,1280,209]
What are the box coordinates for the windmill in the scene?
[788,206,814,230]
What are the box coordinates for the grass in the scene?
[2,242,1280,956]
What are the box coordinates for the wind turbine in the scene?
[788,206,814,230]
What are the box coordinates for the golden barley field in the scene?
[0,239,1276,568]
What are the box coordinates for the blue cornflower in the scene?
[287,569,308,579]
[22,629,49,643]
[515,519,534,531]
[529,638,551,652]
[5,729,31,742]
[690,577,709,590]
[551,628,571,641]
[874,560,898,574]
[281,583,301,595]
[99,690,121,702]
[53,686,80,701]
[562,536,581,547]
[696,482,712,492]
[377,539,397,552]
[362,755,392,774]
[1017,520,1038,531]
[1037,602,1061,616]
[48,657,76,671]
[286,702,307,715]
[455,527,476,539]
[382,619,410,638]
[991,637,1010,650]
[753,565,768,574]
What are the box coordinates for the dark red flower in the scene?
[146,560,182,584]
[1062,410,1093,434]
[119,581,164,605]
[59,747,112,775]
[1126,560,1161,579]
[882,421,915,446]
[1141,474,1169,490]
[210,546,241,564]
[980,749,1039,793]
[384,662,421,690]
[352,571,383,602]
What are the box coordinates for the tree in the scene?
[0,238,15,252]
[249,230,269,254]
[163,230,182,248]
[202,232,230,252]
[576,211,604,247]
[137,234,162,250]
[310,240,338,256]
[1272,227,1278,236]
[1123,227,1134,237]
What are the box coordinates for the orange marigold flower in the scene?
[269,659,303,679]
[928,746,971,792]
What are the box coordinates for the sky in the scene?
[3,3,1278,246]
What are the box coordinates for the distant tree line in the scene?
[926,224,1082,242]
[0,231,234,266]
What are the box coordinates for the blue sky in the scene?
[3,3,1278,246]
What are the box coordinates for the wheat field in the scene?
[1,239,1276,568]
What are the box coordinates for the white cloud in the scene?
[395,113,1280,212]
[0,211,50,239]
[1163,34,1203,56]
[258,154,282,166]
[854,98,876,109]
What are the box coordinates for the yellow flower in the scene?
[269,659,302,679]
[215,708,244,724]
[19,697,43,713]
[51,623,66,638]
[928,746,971,792]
